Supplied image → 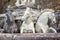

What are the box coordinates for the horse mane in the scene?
[40,9,54,13]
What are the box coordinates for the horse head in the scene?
[25,13,33,24]
[48,9,56,25]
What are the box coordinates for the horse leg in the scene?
[20,27,24,33]
[49,27,57,33]
[32,27,35,33]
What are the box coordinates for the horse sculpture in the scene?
[36,9,57,33]
[20,6,35,33]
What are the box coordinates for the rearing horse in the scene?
[20,6,35,33]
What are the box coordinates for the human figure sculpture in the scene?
[3,10,18,33]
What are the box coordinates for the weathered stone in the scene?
[0,33,59,40]
[13,33,60,40]
[0,33,13,40]
[13,35,35,40]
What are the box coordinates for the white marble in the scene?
[36,9,57,33]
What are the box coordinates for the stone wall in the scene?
[0,33,60,40]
